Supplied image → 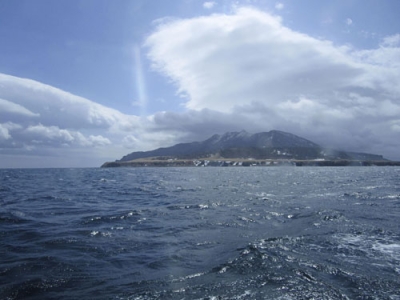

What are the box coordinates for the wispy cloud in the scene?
[275,2,284,10]
[132,45,148,116]
[203,2,216,9]
[381,34,400,47]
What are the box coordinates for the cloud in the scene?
[0,98,40,118]
[0,124,11,141]
[0,73,141,130]
[133,45,148,115]
[275,2,284,10]
[203,2,216,9]
[144,7,400,160]
[0,73,146,166]
[21,124,111,147]
[381,34,400,47]
[146,7,363,112]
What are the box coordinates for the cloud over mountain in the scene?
[145,7,400,160]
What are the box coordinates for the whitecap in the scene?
[372,243,400,260]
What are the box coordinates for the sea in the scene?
[1,167,400,300]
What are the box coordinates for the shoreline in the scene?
[101,159,400,168]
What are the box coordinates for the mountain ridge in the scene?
[117,130,385,162]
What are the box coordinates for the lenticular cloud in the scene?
[0,73,139,159]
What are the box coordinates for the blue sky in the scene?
[1,0,400,167]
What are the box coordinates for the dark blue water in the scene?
[1,167,400,299]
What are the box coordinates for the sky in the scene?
[1,0,400,168]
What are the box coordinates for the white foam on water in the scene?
[267,211,284,217]
[111,226,124,230]
[363,186,379,190]
[335,233,400,271]
[386,194,400,199]
[372,242,400,260]
[338,234,364,245]
[11,210,26,218]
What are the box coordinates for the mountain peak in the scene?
[220,130,250,140]
[205,130,250,144]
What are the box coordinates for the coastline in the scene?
[101,158,400,168]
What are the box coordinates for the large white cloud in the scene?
[145,7,400,160]
[145,7,366,112]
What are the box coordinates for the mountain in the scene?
[117,130,385,162]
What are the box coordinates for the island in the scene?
[101,130,400,167]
